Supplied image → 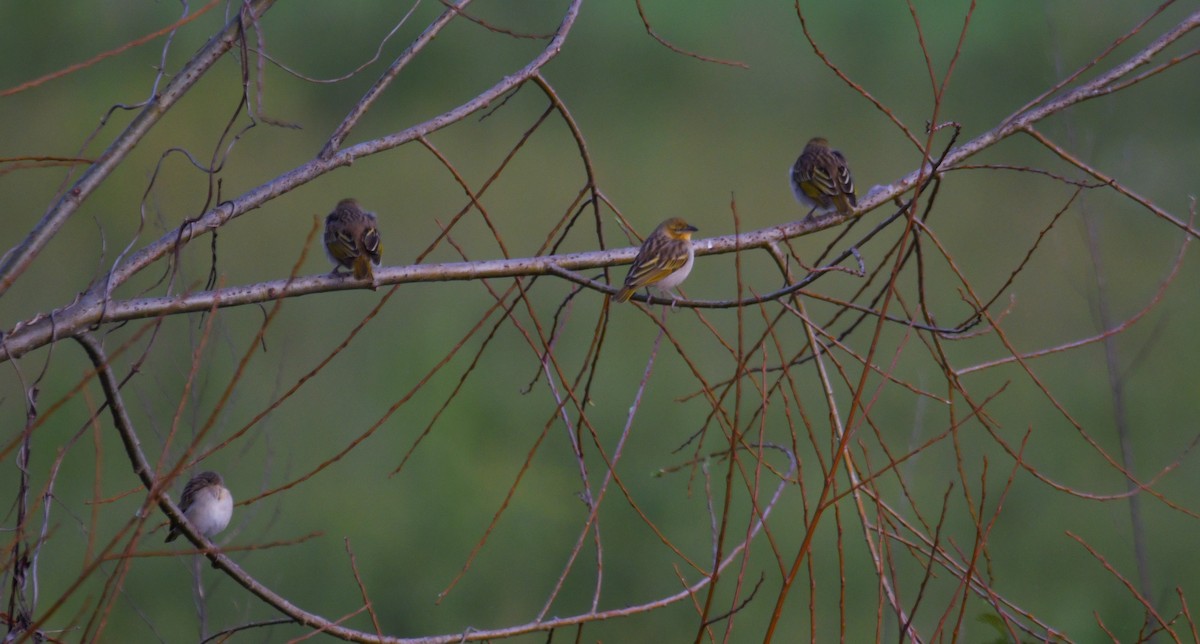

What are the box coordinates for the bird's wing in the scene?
[831,150,856,203]
[625,240,689,289]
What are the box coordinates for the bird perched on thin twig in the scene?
[324,198,382,281]
[790,137,857,217]
[615,217,699,303]
[165,471,233,543]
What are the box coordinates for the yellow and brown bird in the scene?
[615,217,699,303]
[324,198,382,281]
[165,471,233,543]
[790,137,857,217]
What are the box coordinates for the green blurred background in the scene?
[1,1,1198,641]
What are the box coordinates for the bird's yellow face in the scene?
[663,218,698,240]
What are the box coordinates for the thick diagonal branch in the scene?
[0,0,279,296]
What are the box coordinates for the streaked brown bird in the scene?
[615,217,699,303]
[790,137,857,217]
[324,198,382,281]
[165,471,233,543]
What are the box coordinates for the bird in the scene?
[324,198,383,281]
[615,217,699,303]
[790,137,857,217]
[165,471,233,543]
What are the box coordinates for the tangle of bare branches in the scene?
[2,2,1198,642]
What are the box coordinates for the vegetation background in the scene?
[1,0,1198,641]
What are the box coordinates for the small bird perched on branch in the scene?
[790,137,857,217]
[165,471,233,543]
[324,198,383,282]
[615,217,699,303]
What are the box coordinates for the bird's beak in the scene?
[685,224,699,232]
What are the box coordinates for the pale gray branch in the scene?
[868,8,1200,234]
[319,0,476,159]
[0,214,847,361]
[9,8,1194,367]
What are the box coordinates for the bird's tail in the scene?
[352,256,375,281]
[833,193,856,216]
